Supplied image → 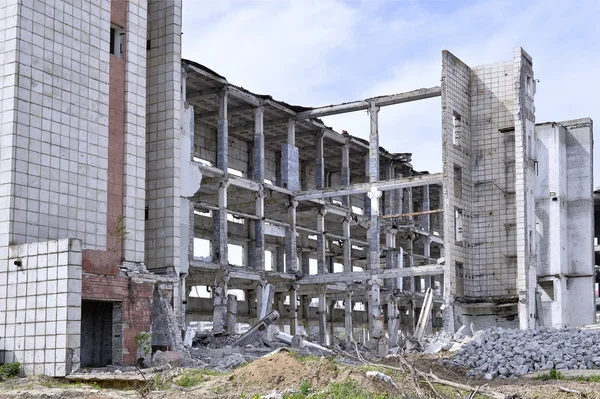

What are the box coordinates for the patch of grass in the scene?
[298,379,312,395]
[0,362,20,381]
[174,369,223,388]
[289,351,321,364]
[431,383,487,399]
[311,378,393,399]
[574,375,600,383]
[537,369,563,381]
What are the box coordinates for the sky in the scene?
[182,0,600,185]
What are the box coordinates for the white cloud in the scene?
[182,0,600,182]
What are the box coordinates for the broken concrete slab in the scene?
[274,330,334,355]
[152,350,185,367]
[235,310,280,346]
[216,353,247,372]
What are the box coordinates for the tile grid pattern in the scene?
[145,0,182,270]
[0,239,82,377]
[8,0,111,249]
[469,61,517,297]
[123,0,148,262]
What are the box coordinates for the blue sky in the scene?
[182,0,600,184]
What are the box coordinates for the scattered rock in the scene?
[152,350,185,367]
[216,353,247,371]
[445,327,600,379]
[366,370,399,390]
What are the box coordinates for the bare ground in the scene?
[1,352,599,398]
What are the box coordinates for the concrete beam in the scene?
[295,173,442,201]
[296,264,444,285]
[229,86,261,107]
[295,87,441,119]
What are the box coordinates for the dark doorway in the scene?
[81,301,114,367]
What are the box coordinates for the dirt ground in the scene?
[1,352,599,398]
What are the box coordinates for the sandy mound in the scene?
[231,352,342,392]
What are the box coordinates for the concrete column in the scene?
[281,119,300,191]
[256,281,273,319]
[387,297,399,347]
[317,208,327,274]
[341,141,351,207]
[276,293,285,325]
[343,215,352,273]
[364,155,371,216]
[217,88,228,171]
[212,181,230,335]
[368,277,382,338]
[300,162,309,190]
[212,181,230,267]
[367,188,382,270]
[226,294,237,334]
[384,163,395,218]
[255,190,265,270]
[289,285,298,336]
[424,237,431,264]
[422,185,430,232]
[318,288,328,345]
[247,289,257,319]
[345,290,353,343]
[301,236,310,275]
[285,200,298,273]
[368,104,380,182]
[315,131,325,189]
[276,245,285,273]
[327,241,335,272]
[253,106,265,271]
[253,106,264,182]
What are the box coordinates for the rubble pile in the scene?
[444,326,600,380]
[402,324,481,355]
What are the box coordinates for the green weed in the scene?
[0,362,20,381]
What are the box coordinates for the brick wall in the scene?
[81,272,153,366]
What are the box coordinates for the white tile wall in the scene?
[0,238,82,377]
[123,0,148,262]
[0,0,20,249]
[145,0,182,270]
[4,0,111,250]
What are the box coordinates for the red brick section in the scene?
[111,0,126,28]
[82,250,120,276]
[107,3,127,260]
[82,273,154,366]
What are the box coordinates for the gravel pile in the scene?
[443,326,600,380]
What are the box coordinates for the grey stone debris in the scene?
[443,326,600,379]
[215,353,247,372]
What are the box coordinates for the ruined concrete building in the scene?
[441,50,595,331]
[0,0,596,378]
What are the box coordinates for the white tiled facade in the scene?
[0,239,82,377]
[4,0,111,249]
[442,48,594,331]
[123,1,148,263]
[145,0,182,272]
[0,0,160,376]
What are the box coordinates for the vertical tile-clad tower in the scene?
[145,0,182,275]
[442,48,536,331]
[1,0,111,248]
[0,0,153,376]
